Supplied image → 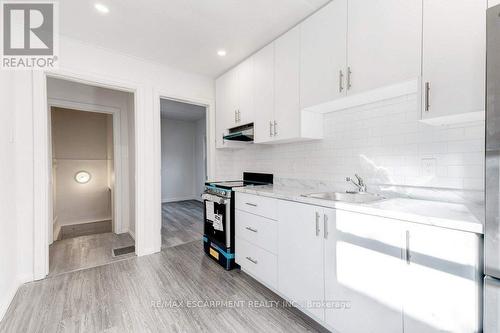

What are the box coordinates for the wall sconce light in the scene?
[75,171,91,184]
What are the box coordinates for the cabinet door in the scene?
[325,210,404,333]
[278,200,325,321]
[253,43,275,143]
[403,223,482,333]
[215,71,237,148]
[300,0,347,109]
[347,0,422,95]
[274,26,301,142]
[421,0,486,120]
[236,57,254,125]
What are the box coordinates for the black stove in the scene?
[202,172,273,270]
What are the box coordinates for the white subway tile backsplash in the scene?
[216,94,485,191]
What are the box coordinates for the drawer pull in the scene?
[245,202,257,207]
[245,226,258,233]
[323,214,328,239]
[246,256,258,264]
[315,212,320,236]
[406,230,411,265]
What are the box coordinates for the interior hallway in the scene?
[161,200,204,249]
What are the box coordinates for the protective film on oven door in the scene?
[204,198,228,248]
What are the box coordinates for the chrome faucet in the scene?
[346,174,367,193]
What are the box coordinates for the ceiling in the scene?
[160,99,206,121]
[58,0,330,77]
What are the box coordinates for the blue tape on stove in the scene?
[203,236,234,259]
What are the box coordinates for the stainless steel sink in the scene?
[302,192,385,203]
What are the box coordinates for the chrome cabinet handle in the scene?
[269,121,273,137]
[425,82,430,112]
[274,120,277,136]
[245,202,257,207]
[238,110,241,122]
[323,214,328,239]
[405,230,411,265]
[315,212,320,236]
[245,226,258,233]
[347,67,352,90]
[246,256,258,264]
[339,70,344,93]
[234,110,237,123]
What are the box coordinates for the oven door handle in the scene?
[202,193,229,205]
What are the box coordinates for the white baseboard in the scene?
[0,280,22,323]
[162,195,197,203]
[58,217,113,227]
[53,220,61,242]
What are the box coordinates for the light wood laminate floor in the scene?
[162,200,204,249]
[1,241,322,333]
[49,232,135,277]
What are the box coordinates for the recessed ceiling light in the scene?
[217,50,227,57]
[74,171,91,184]
[94,3,109,14]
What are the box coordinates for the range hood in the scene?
[223,123,254,142]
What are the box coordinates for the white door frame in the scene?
[154,90,215,244]
[33,69,144,280]
[47,98,124,240]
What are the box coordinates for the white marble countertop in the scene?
[234,185,484,234]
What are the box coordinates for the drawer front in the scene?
[236,237,278,290]
[235,192,278,220]
[235,209,278,254]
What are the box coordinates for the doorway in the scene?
[47,78,136,276]
[160,98,208,249]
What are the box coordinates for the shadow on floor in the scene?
[49,232,135,277]
[161,200,204,249]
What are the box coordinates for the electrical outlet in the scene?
[421,158,436,177]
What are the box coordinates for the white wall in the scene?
[217,94,485,193]
[161,118,197,202]
[0,72,19,321]
[51,108,112,226]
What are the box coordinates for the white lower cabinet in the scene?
[237,193,482,333]
[402,222,482,333]
[235,236,278,290]
[235,195,279,290]
[325,210,405,333]
[277,200,326,322]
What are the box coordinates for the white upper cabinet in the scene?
[254,28,323,145]
[347,0,422,95]
[300,0,348,109]
[236,57,255,125]
[274,26,302,142]
[253,43,275,144]
[215,70,238,148]
[421,0,486,124]
[215,57,255,148]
